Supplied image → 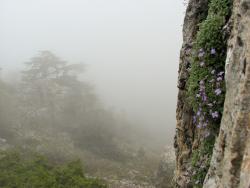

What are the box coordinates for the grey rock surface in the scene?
[174,0,209,187]
[204,0,250,187]
[174,0,250,187]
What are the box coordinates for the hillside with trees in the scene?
[0,51,172,187]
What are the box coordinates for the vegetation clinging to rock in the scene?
[186,0,232,186]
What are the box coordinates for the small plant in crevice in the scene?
[186,0,232,186]
[191,137,216,187]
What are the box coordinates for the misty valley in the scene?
[1,0,250,187]
[0,0,184,187]
[0,51,175,188]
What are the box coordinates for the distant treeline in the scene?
[0,51,134,161]
[0,51,169,187]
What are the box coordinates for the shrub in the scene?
[0,150,107,188]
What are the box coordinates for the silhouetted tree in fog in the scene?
[19,51,121,160]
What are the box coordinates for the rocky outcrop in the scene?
[203,0,250,187]
[174,0,209,187]
[174,0,250,187]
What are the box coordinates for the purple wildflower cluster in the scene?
[197,48,217,68]
[193,80,209,132]
[213,70,224,96]
[198,49,206,68]
[192,48,225,137]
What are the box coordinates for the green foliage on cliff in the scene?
[187,0,232,187]
[208,0,232,16]
[0,150,107,188]
[187,8,229,116]
[191,138,216,187]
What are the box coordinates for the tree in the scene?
[0,69,17,141]
[20,51,86,129]
[19,51,119,160]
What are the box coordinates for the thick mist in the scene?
[0,1,186,187]
[0,0,185,144]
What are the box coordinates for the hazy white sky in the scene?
[0,0,185,142]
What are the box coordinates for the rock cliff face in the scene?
[174,0,250,187]
[203,0,250,187]
[174,0,209,186]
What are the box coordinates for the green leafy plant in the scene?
[0,150,107,188]
[187,0,232,186]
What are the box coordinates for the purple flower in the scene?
[197,123,202,128]
[212,111,219,119]
[197,108,202,116]
[218,71,224,76]
[211,48,216,55]
[200,62,205,67]
[198,49,205,58]
[203,121,208,128]
[197,110,201,116]
[198,52,205,58]
[193,116,197,123]
[217,77,223,81]
[200,80,205,85]
[200,89,205,94]
[199,87,205,92]
[211,70,216,74]
[215,88,222,95]
[202,95,207,102]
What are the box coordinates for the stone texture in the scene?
[203,0,250,187]
[174,0,209,187]
[175,0,250,187]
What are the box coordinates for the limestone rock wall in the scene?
[204,0,250,187]
[174,0,209,187]
[175,0,250,187]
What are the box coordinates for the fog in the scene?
[0,0,186,186]
[0,0,185,144]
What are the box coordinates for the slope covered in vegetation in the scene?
[175,0,250,187]
[174,0,233,187]
[187,0,232,186]
[0,51,163,187]
[0,150,106,188]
